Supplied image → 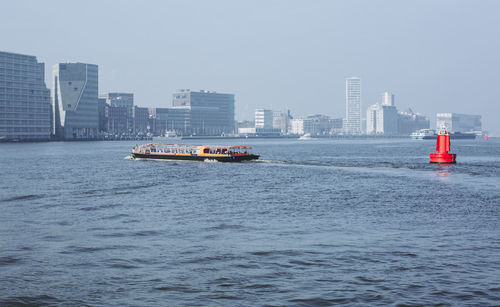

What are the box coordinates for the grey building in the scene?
[107,105,128,136]
[273,110,291,134]
[0,51,51,141]
[436,113,481,133]
[52,63,98,139]
[173,89,235,136]
[397,109,430,135]
[98,97,107,134]
[154,107,191,136]
[133,106,150,136]
[100,93,134,135]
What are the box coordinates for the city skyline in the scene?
[1,0,499,134]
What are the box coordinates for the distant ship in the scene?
[411,129,476,140]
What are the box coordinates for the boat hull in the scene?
[132,153,259,162]
[422,134,476,140]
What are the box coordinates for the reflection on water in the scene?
[435,164,451,181]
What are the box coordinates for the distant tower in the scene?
[382,91,394,106]
[345,77,362,134]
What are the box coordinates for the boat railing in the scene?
[133,144,253,156]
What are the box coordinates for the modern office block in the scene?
[154,107,191,136]
[345,77,362,134]
[52,63,98,139]
[173,89,235,135]
[0,51,51,141]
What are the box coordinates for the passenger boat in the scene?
[131,143,259,162]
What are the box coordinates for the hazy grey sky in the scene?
[2,0,499,134]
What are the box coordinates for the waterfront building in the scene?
[289,118,315,135]
[133,106,150,136]
[52,63,98,139]
[397,109,430,135]
[366,104,398,135]
[255,109,273,129]
[155,106,191,136]
[97,98,107,134]
[306,114,331,135]
[100,93,134,135]
[330,118,344,134]
[366,92,398,135]
[273,110,291,134]
[107,105,128,136]
[436,113,481,133]
[0,51,51,141]
[172,89,235,136]
[344,77,362,134]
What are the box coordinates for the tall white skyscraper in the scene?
[345,77,362,134]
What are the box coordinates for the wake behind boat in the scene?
[131,143,259,162]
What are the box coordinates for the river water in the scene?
[1,138,499,306]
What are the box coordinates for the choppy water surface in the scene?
[1,138,499,306]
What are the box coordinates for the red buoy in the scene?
[429,130,456,163]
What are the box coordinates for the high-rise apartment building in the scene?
[345,77,362,134]
[52,63,98,139]
[0,51,51,141]
[172,89,235,135]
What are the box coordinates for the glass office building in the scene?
[52,63,98,139]
[173,89,235,136]
[0,51,51,141]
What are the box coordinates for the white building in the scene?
[289,118,316,135]
[52,63,98,139]
[344,77,362,134]
[255,109,273,129]
[381,91,394,106]
[366,103,398,135]
[436,113,482,133]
